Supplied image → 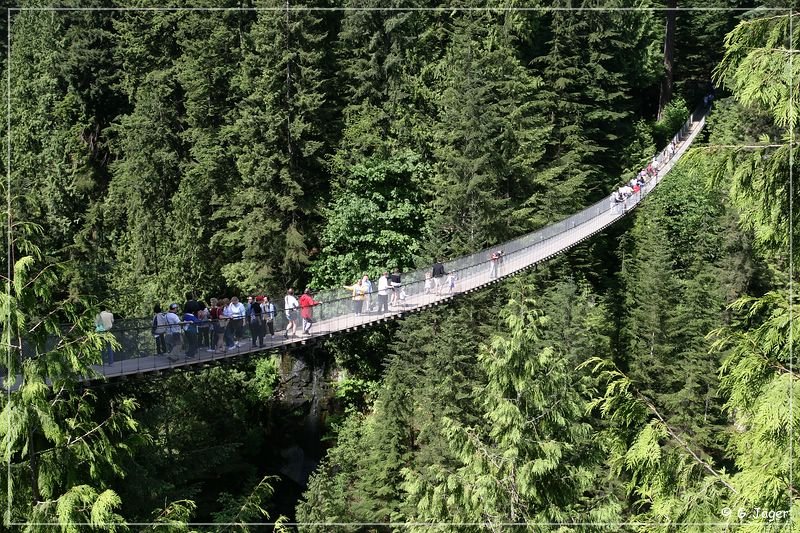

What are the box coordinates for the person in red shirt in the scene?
[299,288,321,335]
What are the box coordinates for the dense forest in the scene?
[1,1,798,531]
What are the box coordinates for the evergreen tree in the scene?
[530,3,646,218]
[104,9,188,312]
[218,0,333,294]
[170,5,248,298]
[0,218,137,527]
[4,5,124,300]
[404,293,603,527]
[424,8,549,257]
[297,291,495,527]
[581,12,799,528]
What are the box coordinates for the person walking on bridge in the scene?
[362,275,373,312]
[95,307,115,366]
[165,303,183,360]
[432,259,446,295]
[249,297,265,347]
[208,298,223,352]
[152,304,168,355]
[299,288,321,335]
[346,278,367,316]
[182,309,199,358]
[184,291,201,315]
[389,269,401,306]
[227,296,246,348]
[377,272,390,314]
[262,296,276,339]
[284,288,299,338]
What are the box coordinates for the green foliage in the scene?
[310,152,431,286]
[652,96,688,147]
[114,366,269,522]
[216,2,333,294]
[27,485,126,533]
[298,291,493,527]
[211,476,278,530]
[0,217,142,528]
[619,164,754,457]
[711,292,799,517]
[248,356,281,402]
[703,10,799,266]
[423,9,550,256]
[333,373,378,412]
[7,3,795,530]
[673,0,748,101]
[143,500,197,532]
[404,293,602,527]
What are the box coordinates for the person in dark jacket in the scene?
[249,297,265,347]
[432,259,446,295]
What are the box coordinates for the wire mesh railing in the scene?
[6,102,709,382]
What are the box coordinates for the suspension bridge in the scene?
[4,105,709,387]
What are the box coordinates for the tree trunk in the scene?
[658,0,677,120]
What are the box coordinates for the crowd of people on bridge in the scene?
[611,134,683,213]
[145,290,330,362]
[98,143,677,367]
[97,257,464,365]
[98,107,710,367]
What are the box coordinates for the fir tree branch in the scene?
[634,389,739,495]
[21,263,58,292]
[736,14,791,27]
[32,399,114,458]
[744,336,799,379]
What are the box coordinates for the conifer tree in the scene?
[322,0,440,279]
[3,6,123,299]
[297,292,494,527]
[103,9,188,311]
[218,0,333,293]
[0,217,137,527]
[424,8,549,257]
[531,3,655,214]
[404,294,601,527]
[169,6,247,297]
[581,12,800,527]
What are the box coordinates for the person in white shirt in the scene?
[377,272,390,314]
[284,288,299,338]
[362,275,373,312]
[165,303,183,358]
[226,296,246,347]
[95,307,115,365]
